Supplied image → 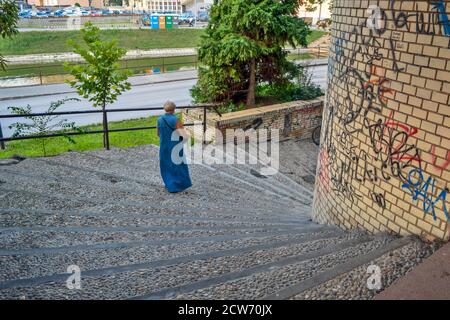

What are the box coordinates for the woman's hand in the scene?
[176,120,191,143]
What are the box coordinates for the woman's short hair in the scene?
[163,101,176,112]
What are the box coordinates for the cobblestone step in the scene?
[0,142,410,300]
[264,236,412,299]
[39,152,293,210]
[0,169,309,220]
[0,189,308,234]
[276,139,320,189]
[171,235,401,300]
[85,145,310,207]
[202,142,315,200]
[0,225,335,257]
[86,145,299,201]
[5,159,294,215]
[0,229,343,286]
[0,207,308,229]
[0,232,366,299]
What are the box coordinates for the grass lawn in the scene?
[1,29,327,56]
[0,116,162,159]
[306,30,328,45]
[0,29,205,56]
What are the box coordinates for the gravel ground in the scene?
[0,183,304,223]
[53,148,304,206]
[277,139,320,189]
[291,239,443,300]
[2,141,434,301]
[86,145,311,205]
[175,236,393,299]
[1,228,284,250]
[0,234,354,299]
[0,206,306,227]
[1,169,292,215]
[0,231,339,282]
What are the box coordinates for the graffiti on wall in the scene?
[318,0,450,225]
[402,168,449,221]
[430,145,450,172]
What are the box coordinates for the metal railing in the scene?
[287,46,329,59]
[0,104,220,150]
[0,55,199,86]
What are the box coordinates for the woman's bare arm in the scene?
[176,119,190,141]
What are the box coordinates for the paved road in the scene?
[0,65,327,137]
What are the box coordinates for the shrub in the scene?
[256,68,324,103]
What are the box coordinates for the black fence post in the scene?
[102,107,110,150]
[203,106,207,145]
[0,122,5,150]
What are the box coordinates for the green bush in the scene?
[216,102,246,114]
[256,67,323,102]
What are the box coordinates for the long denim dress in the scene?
[157,113,192,193]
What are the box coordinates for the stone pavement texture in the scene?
[5,47,323,65]
[6,48,198,65]
[0,140,439,299]
[374,241,450,300]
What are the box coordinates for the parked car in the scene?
[19,10,32,18]
[90,10,102,16]
[197,12,209,22]
[179,12,194,25]
[52,10,66,17]
[36,11,50,18]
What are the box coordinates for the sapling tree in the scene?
[65,22,131,149]
[8,98,82,156]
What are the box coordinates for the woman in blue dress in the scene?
[157,101,192,193]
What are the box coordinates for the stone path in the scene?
[5,48,325,65]
[0,140,439,299]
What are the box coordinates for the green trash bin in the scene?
[165,15,173,29]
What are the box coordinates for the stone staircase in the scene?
[0,140,432,299]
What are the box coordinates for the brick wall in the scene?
[183,99,323,144]
[312,0,450,241]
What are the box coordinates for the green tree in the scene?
[0,0,19,71]
[191,0,310,108]
[65,22,131,150]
